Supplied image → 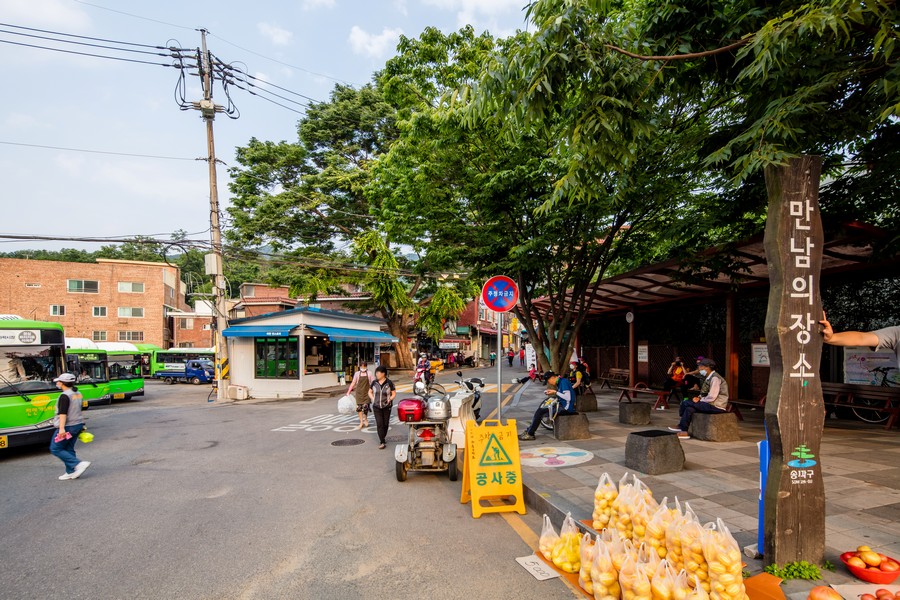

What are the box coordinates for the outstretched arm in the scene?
[820,311,879,347]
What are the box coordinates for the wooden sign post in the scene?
[762,156,826,564]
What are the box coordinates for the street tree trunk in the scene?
[763,155,826,564]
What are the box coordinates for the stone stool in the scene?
[619,402,651,425]
[689,412,741,441]
[576,391,598,412]
[554,413,591,440]
[625,430,684,475]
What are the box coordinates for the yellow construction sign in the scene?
[460,419,526,518]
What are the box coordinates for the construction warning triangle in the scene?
[478,433,513,467]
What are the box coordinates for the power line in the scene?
[0,140,200,161]
[0,38,181,68]
[0,21,186,50]
[0,26,183,58]
[214,57,321,103]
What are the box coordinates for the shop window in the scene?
[254,337,300,379]
[304,335,335,373]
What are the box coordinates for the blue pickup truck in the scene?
[153,360,214,385]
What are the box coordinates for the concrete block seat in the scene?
[554,413,591,440]
[689,412,741,441]
[575,392,598,412]
[619,402,651,425]
[625,430,685,475]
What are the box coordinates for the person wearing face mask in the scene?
[663,356,687,396]
[347,362,371,430]
[668,358,728,439]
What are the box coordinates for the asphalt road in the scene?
[0,367,578,600]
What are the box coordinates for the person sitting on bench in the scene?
[519,373,575,441]
[668,358,728,439]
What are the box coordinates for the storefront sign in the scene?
[637,345,648,363]
[439,342,460,349]
[456,326,470,336]
[460,419,525,518]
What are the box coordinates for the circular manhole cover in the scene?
[331,438,365,447]
[385,435,405,443]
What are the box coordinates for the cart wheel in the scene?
[191,376,201,385]
[395,460,408,482]
[447,458,458,482]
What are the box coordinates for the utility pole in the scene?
[194,29,229,401]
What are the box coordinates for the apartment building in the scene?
[0,257,190,347]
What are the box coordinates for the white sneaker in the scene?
[667,427,683,432]
[59,472,76,480]
[70,461,91,479]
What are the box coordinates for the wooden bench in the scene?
[821,382,900,430]
[597,368,629,390]
[616,383,677,410]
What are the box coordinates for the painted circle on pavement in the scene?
[520,446,594,468]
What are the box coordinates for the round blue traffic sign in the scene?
[481,275,519,313]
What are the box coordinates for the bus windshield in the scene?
[108,355,141,380]
[1,344,65,395]
[66,354,109,384]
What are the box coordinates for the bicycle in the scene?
[852,366,899,423]
[539,394,560,431]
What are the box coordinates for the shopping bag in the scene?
[337,395,356,415]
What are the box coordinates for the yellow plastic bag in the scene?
[610,537,635,573]
[539,514,559,560]
[637,541,663,573]
[665,502,697,574]
[551,512,582,573]
[701,519,749,600]
[619,550,653,600]
[613,474,658,542]
[591,538,621,600]
[592,472,619,531]
[579,532,596,594]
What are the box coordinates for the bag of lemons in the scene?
[592,472,618,530]
[551,512,582,573]
[685,574,711,600]
[665,502,697,573]
[701,519,749,600]
[579,532,596,594]
[650,560,678,600]
[539,514,559,560]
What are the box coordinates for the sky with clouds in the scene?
[0,0,530,251]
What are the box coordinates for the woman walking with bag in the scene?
[368,366,396,449]
[347,362,371,430]
[50,373,91,480]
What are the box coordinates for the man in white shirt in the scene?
[668,358,729,440]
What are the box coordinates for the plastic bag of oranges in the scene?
[593,472,619,531]
[539,514,559,561]
[701,519,748,600]
[551,512,582,573]
[685,574,711,600]
[579,532,596,594]
[670,515,714,593]
[665,502,697,573]
[591,538,621,600]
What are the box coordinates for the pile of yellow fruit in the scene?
[580,533,596,594]
[702,519,749,600]
[593,473,619,530]
[552,530,582,573]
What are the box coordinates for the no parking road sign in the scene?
[481,275,518,313]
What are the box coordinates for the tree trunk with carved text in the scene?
[763,156,825,564]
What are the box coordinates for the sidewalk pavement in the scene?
[504,379,900,585]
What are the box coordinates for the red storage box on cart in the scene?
[397,398,425,422]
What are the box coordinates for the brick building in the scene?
[0,257,190,347]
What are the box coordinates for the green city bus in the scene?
[96,342,145,400]
[150,348,215,376]
[65,346,112,407]
[0,317,67,449]
[134,343,161,376]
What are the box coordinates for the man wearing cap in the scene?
[668,358,729,439]
[519,373,576,440]
[50,373,91,480]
